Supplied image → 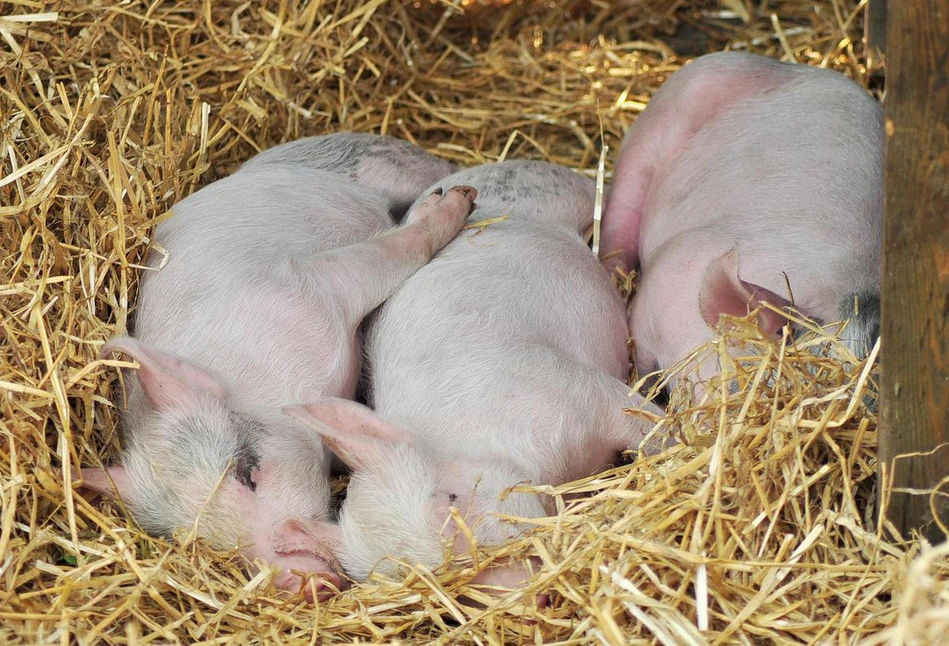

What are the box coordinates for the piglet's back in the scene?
[366,163,630,455]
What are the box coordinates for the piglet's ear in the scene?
[698,249,791,336]
[103,337,226,409]
[284,399,412,471]
[78,466,135,503]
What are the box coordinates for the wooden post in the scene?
[880,0,949,542]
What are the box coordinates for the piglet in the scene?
[288,160,662,597]
[600,52,883,388]
[82,133,476,600]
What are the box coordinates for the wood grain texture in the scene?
[880,0,949,541]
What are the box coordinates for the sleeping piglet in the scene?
[82,133,476,600]
[288,161,662,596]
[600,52,883,388]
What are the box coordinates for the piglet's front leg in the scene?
[317,185,477,324]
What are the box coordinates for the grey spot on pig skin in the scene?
[229,411,264,491]
[491,166,519,201]
[415,160,596,234]
[240,133,393,178]
[230,411,267,446]
[837,292,880,359]
[838,291,881,414]
[238,132,455,220]
[234,450,260,492]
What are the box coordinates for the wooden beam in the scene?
[880,0,949,541]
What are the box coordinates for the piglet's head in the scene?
[82,337,344,601]
[286,399,548,595]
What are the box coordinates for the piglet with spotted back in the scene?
[601,52,883,389]
[288,161,662,599]
[82,133,476,600]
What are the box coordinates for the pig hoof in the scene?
[430,187,444,196]
[448,185,477,202]
[405,183,477,237]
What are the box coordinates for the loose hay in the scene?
[0,0,938,643]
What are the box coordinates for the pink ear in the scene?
[103,337,226,409]
[286,399,413,443]
[283,399,412,471]
[79,466,134,502]
[698,250,791,335]
[272,517,343,557]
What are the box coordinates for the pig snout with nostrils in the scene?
[82,133,476,601]
[600,52,883,389]
[289,160,663,598]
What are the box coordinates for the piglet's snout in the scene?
[469,556,549,608]
[272,565,346,603]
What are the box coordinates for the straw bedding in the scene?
[1,0,944,643]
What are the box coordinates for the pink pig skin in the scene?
[289,160,663,600]
[82,133,475,600]
[601,52,883,386]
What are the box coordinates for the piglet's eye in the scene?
[448,493,458,505]
[234,452,260,492]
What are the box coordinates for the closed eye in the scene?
[234,452,260,492]
[229,411,265,493]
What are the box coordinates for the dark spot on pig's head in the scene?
[493,166,518,196]
[230,412,264,491]
[230,411,267,446]
[448,493,458,505]
[234,449,260,492]
[440,160,595,231]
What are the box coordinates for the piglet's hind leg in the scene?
[314,185,476,325]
